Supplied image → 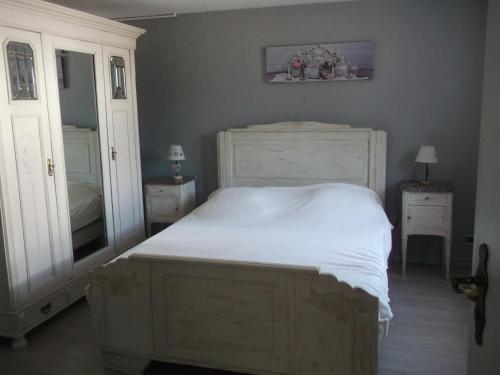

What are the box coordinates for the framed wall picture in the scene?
[266,41,374,83]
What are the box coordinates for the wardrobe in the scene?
[0,0,145,348]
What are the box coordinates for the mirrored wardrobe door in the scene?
[41,35,115,278]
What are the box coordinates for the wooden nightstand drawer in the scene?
[148,196,179,218]
[406,205,448,236]
[406,192,449,206]
[146,185,178,195]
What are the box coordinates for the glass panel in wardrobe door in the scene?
[55,50,108,262]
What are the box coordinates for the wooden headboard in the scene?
[62,125,102,186]
[217,121,387,204]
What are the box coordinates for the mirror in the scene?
[56,50,107,262]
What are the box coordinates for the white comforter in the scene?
[123,183,393,321]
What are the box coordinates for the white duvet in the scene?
[67,182,103,231]
[123,183,393,321]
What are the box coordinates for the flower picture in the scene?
[265,41,374,83]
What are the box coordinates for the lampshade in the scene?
[167,145,185,161]
[415,145,438,164]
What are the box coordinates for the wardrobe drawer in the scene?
[406,192,449,206]
[146,185,178,195]
[20,291,66,330]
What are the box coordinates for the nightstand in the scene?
[401,181,454,278]
[143,177,196,237]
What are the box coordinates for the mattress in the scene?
[67,182,103,231]
[121,183,393,321]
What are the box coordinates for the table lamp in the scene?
[167,145,185,183]
[415,145,438,185]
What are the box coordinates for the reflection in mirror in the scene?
[56,50,107,262]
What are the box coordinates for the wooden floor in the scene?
[379,265,470,375]
[0,266,470,375]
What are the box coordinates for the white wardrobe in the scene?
[0,0,145,347]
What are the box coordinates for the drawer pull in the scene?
[425,196,430,200]
[407,216,411,220]
[40,302,52,315]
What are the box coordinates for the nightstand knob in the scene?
[407,216,411,220]
[425,196,429,200]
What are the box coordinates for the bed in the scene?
[87,122,390,375]
[63,125,105,249]
[67,181,104,249]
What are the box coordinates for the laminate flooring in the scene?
[0,265,470,375]
[379,265,470,375]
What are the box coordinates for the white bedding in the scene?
[67,181,103,231]
[121,183,393,321]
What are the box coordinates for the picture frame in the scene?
[266,41,374,83]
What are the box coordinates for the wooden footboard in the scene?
[87,257,378,375]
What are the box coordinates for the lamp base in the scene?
[173,175,183,183]
[420,180,433,186]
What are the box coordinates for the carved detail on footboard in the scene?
[87,259,154,356]
[88,258,378,375]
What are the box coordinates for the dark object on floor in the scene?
[451,244,488,345]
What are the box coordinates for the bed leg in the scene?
[102,351,150,375]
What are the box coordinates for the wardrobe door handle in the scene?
[47,159,55,176]
[111,147,117,160]
[451,244,489,346]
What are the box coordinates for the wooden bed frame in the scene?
[87,122,387,375]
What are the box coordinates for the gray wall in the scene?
[469,0,500,372]
[129,0,487,266]
[58,51,98,129]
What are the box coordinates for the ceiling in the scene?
[47,0,355,19]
